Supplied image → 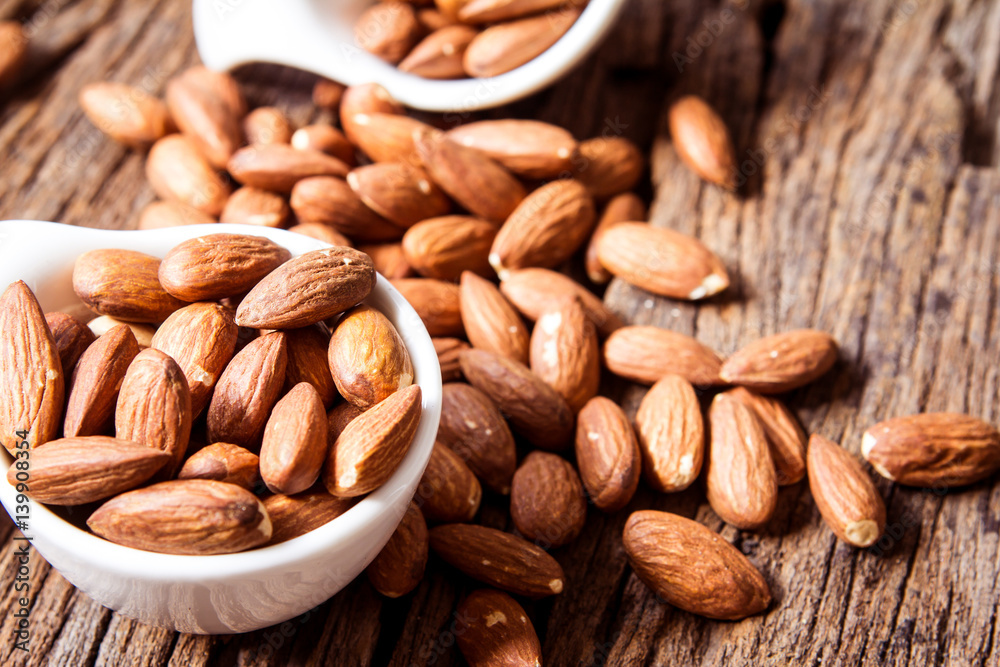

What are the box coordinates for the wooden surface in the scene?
[2,0,1000,665]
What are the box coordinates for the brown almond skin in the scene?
[623,510,771,620]
[668,95,738,189]
[706,393,778,530]
[447,119,577,179]
[416,442,482,523]
[329,304,414,409]
[460,271,530,364]
[366,502,429,597]
[398,25,478,79]
[413,128,527,223]
[244,106,293,145]
[635,375,704,493]
[73,249,186,323]
[137,200,218,230]
[354,1,421,64]
[115,348,193,479]
[289,223,353,248]
[585,193,647,284]
[727,387,807,486]
[434,337,470,383]
[463,7,581,78]
[720,329,838,394]
[219,187,291,228]
[228,144,350,193]
[264,485,356,544]
[12,436,169,505]
[573,136,645,200]
[500,268,623,338]
[596,222,730,300]
[159,234,292,302]
[146,134,232,216]
[348,163,451,228]
[808,434,886,547]
[459,0,567,23]
[88,479,272,555]
[324,384,422,497]
[79,82,173,149]
[438,383,517,494]
[460,349,575,451]
[575,397,641,512]
[64,324,141,438]
[291,125,356,165]
[861,413,1000,487]
[344,112,433,166]
[456,589,542,667]
[529,297,600,413]
[340,83,404,127]
[429,524,565,598]
[290,176,403,243]
[151,302,239,417]
[327,402,364,451]
[604,326,724,386]
[402,215,496,280]
[284,325,339,408]
[356,243,414,280]
[0,21,28,89]
[235,247,376,329]
[206,332,288,448]
[489,179,597,278]
[46,311,96,376]
[391,278,464,337]
[260,383,328,495]
[178,442,261,490]
[510,451,587,548]
[312,78,346,111]
[166,66,246,169]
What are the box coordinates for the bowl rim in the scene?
[0,219,442,581]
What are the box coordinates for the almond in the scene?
[720,329,838,394]
[328,304,414,409]
[291,125,356,165]
[585,192,646,284]
[417,7,457,32]
[434,337,470,382]
[289,223,353,248]
[178,442,261,490]
[260,382,328,495]
[88,479,272,555]
[115,348,193,479]
[347,162,451,228]
[455,590,541,667]
[706,393,777,530]
[73,249,186,323]
[0,21,27,89]
[416,441,482,523]
[413,128,527,222]
[243,106,293,145]
[402,215,496,280]
[340,83,404,126]
[263,485,355,544]
[64,324,141,438]
[324,384,422,497]
[668,95,737,189]
[284,325,339,408]
[603,325,723,386]
[861,413,1000,487]
[79,81,173,149]
[438,382,516,494]
[228,144,350,193]
[343,112,432,166]
[573,136,644,199]
[529,296,599,413]
[398,25,478,79]
[354,1,421,64]
[366,501,428,597]
[326,402,364,449]
[86,316,155,348]
[219,187,291,228]
[151,302,239,417]
[138,200,218,230]
[206,331,287,448]
[575,396,641,512]
[290,176,403,242]
[166,66,246,168]
[447,119,577,179]
[146,135,232,216]
[623,510,771,620]
[459,271,530,364]
[235,247,376,329]
[463,6,582,77]
[356,243,415,280]
[727,387,806,486]
[435,0,472,21]
[510,451,586,548]
[45,311,96,377]
[312,78,346,111]
[500,267,623,338]
[429,524,565,598]
[13,436,169,505]
[635,374,704,493]
[808,433,886,547]
[459,0,568,23]
[459,348,574,451]
[391,278,464,337]
[159,233,292,302]
[489,179,596,278]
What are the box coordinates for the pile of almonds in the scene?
[13,61,998,661]
[354,0,586,79]
[1,235,424,555]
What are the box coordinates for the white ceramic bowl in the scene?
[192,0,629,112]
[0,220,442,634]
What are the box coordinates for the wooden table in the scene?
[2,0,1000,664]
